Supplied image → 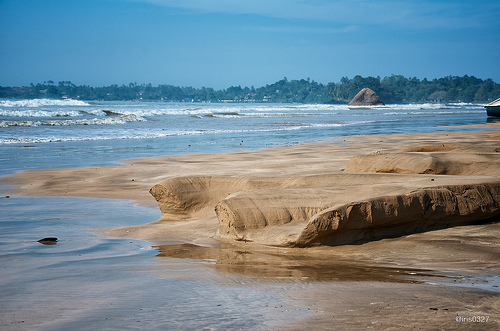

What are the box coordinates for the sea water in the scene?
[0,99,492,329]
[0,99,490,174]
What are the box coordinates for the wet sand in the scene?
[1,125,500,329]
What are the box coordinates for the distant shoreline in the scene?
[2,74,499,104]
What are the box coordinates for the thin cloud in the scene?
[130,0,498,30]
[251,25,359,35]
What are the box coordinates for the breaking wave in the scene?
[0,99,486,146]
[0,98,90,107]
[0,114,145,127]
[0,109,84,117]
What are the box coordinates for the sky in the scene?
[1,0,499,89]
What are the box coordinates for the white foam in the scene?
[0,98,90,107]
[113,104,349,117]
[0,101,472,120]
[0,101,485,146]
[0,114,145,127]
[0,129,204,144]
[0,109,83,117]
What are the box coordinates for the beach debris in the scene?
[38,237,58,245]
[348,88,384,106]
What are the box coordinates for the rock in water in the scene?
[348,88,385,106]
[38,237,58,245]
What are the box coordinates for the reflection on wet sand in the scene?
[154,243,446,284]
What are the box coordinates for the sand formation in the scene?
[149,145,500,247]
[2,129,499,248]
[348,88,385,106]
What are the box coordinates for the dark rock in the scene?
[348,88,385,106]
[38,237,58,245]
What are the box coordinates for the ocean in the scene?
[0,99,493,329]
[0,99,490,174]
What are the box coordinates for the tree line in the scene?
[1,75,499,104]
[330,75,500,104]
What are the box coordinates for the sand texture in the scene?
[146,130,500,247]
[149,174,498,246]
[2,127,500,248]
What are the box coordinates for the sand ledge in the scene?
[148,174,500,246]
[140,128,500,247]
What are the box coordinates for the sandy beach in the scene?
[2,125,500,329]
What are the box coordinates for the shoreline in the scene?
[2,125,499,205]
[2,125,500,244]
[2,124,500,329]
[2,124,500,254]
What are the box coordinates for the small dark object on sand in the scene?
[38,237,58,245]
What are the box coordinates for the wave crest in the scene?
[0,98,90,107]
[0,114,145,127]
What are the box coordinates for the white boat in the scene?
[485,97,500,117]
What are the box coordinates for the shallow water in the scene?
[153,242,500,292]
[154,243,441,284]
[0,196,313,330]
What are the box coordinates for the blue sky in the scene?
[1,0,499,88]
